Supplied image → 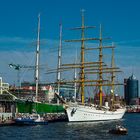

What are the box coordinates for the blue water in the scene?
[0,113,139,140]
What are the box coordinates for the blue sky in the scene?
[0,0,140,41]
[0,0,140,94]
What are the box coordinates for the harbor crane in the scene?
[9,63,35,88]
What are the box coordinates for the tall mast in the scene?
[74,67,77,101]
[111,43,115,106]
[99,24,103,106]
[74,50,78,101]
[35,14,40,101]
[63,10,96,104]
[57,23,62,104]
[60,13,122,108]
[81,9,85,104]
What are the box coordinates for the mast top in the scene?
[81,9,85,15]
[100,24,102,40]
[38,13,40,18]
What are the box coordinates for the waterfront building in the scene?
[124,74,139,105]
[0,77,9,94]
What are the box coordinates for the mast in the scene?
[59,13,123,108]
[74,49,78,101]
[35,14,40,101]
[99,24,103,106]
[74,67,77,101]
[63,10,96,104]
[111,43,115,106]
[57,23,62,104]
[80,9,85,104]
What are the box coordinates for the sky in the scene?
[0,0,140,95]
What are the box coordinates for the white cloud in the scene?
[0,36,32,44]
[0,36,139,97]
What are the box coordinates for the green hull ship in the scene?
[16,101,65,114]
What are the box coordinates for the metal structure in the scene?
[9,63,35,88]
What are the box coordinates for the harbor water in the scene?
[0,113,139,140]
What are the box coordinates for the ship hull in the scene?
[16,101,65,114]
[66,104,126,122]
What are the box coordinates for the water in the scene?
[0,113,139,140]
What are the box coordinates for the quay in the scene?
[126,105,140,113]
[0,120,15,127]
[0,113,68,127]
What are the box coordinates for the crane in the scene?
[9,63,35,88]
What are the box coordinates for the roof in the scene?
[129,74,137,80]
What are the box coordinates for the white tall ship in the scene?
[58,10,126,122]
[66,104,125,122]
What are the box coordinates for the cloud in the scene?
[0,37,32,44]
[115,39,140,45]
[0,36,139,97]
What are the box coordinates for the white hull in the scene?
[66,104,126,122]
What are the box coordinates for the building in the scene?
[0,77,9,94]
[124,74,139,105]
